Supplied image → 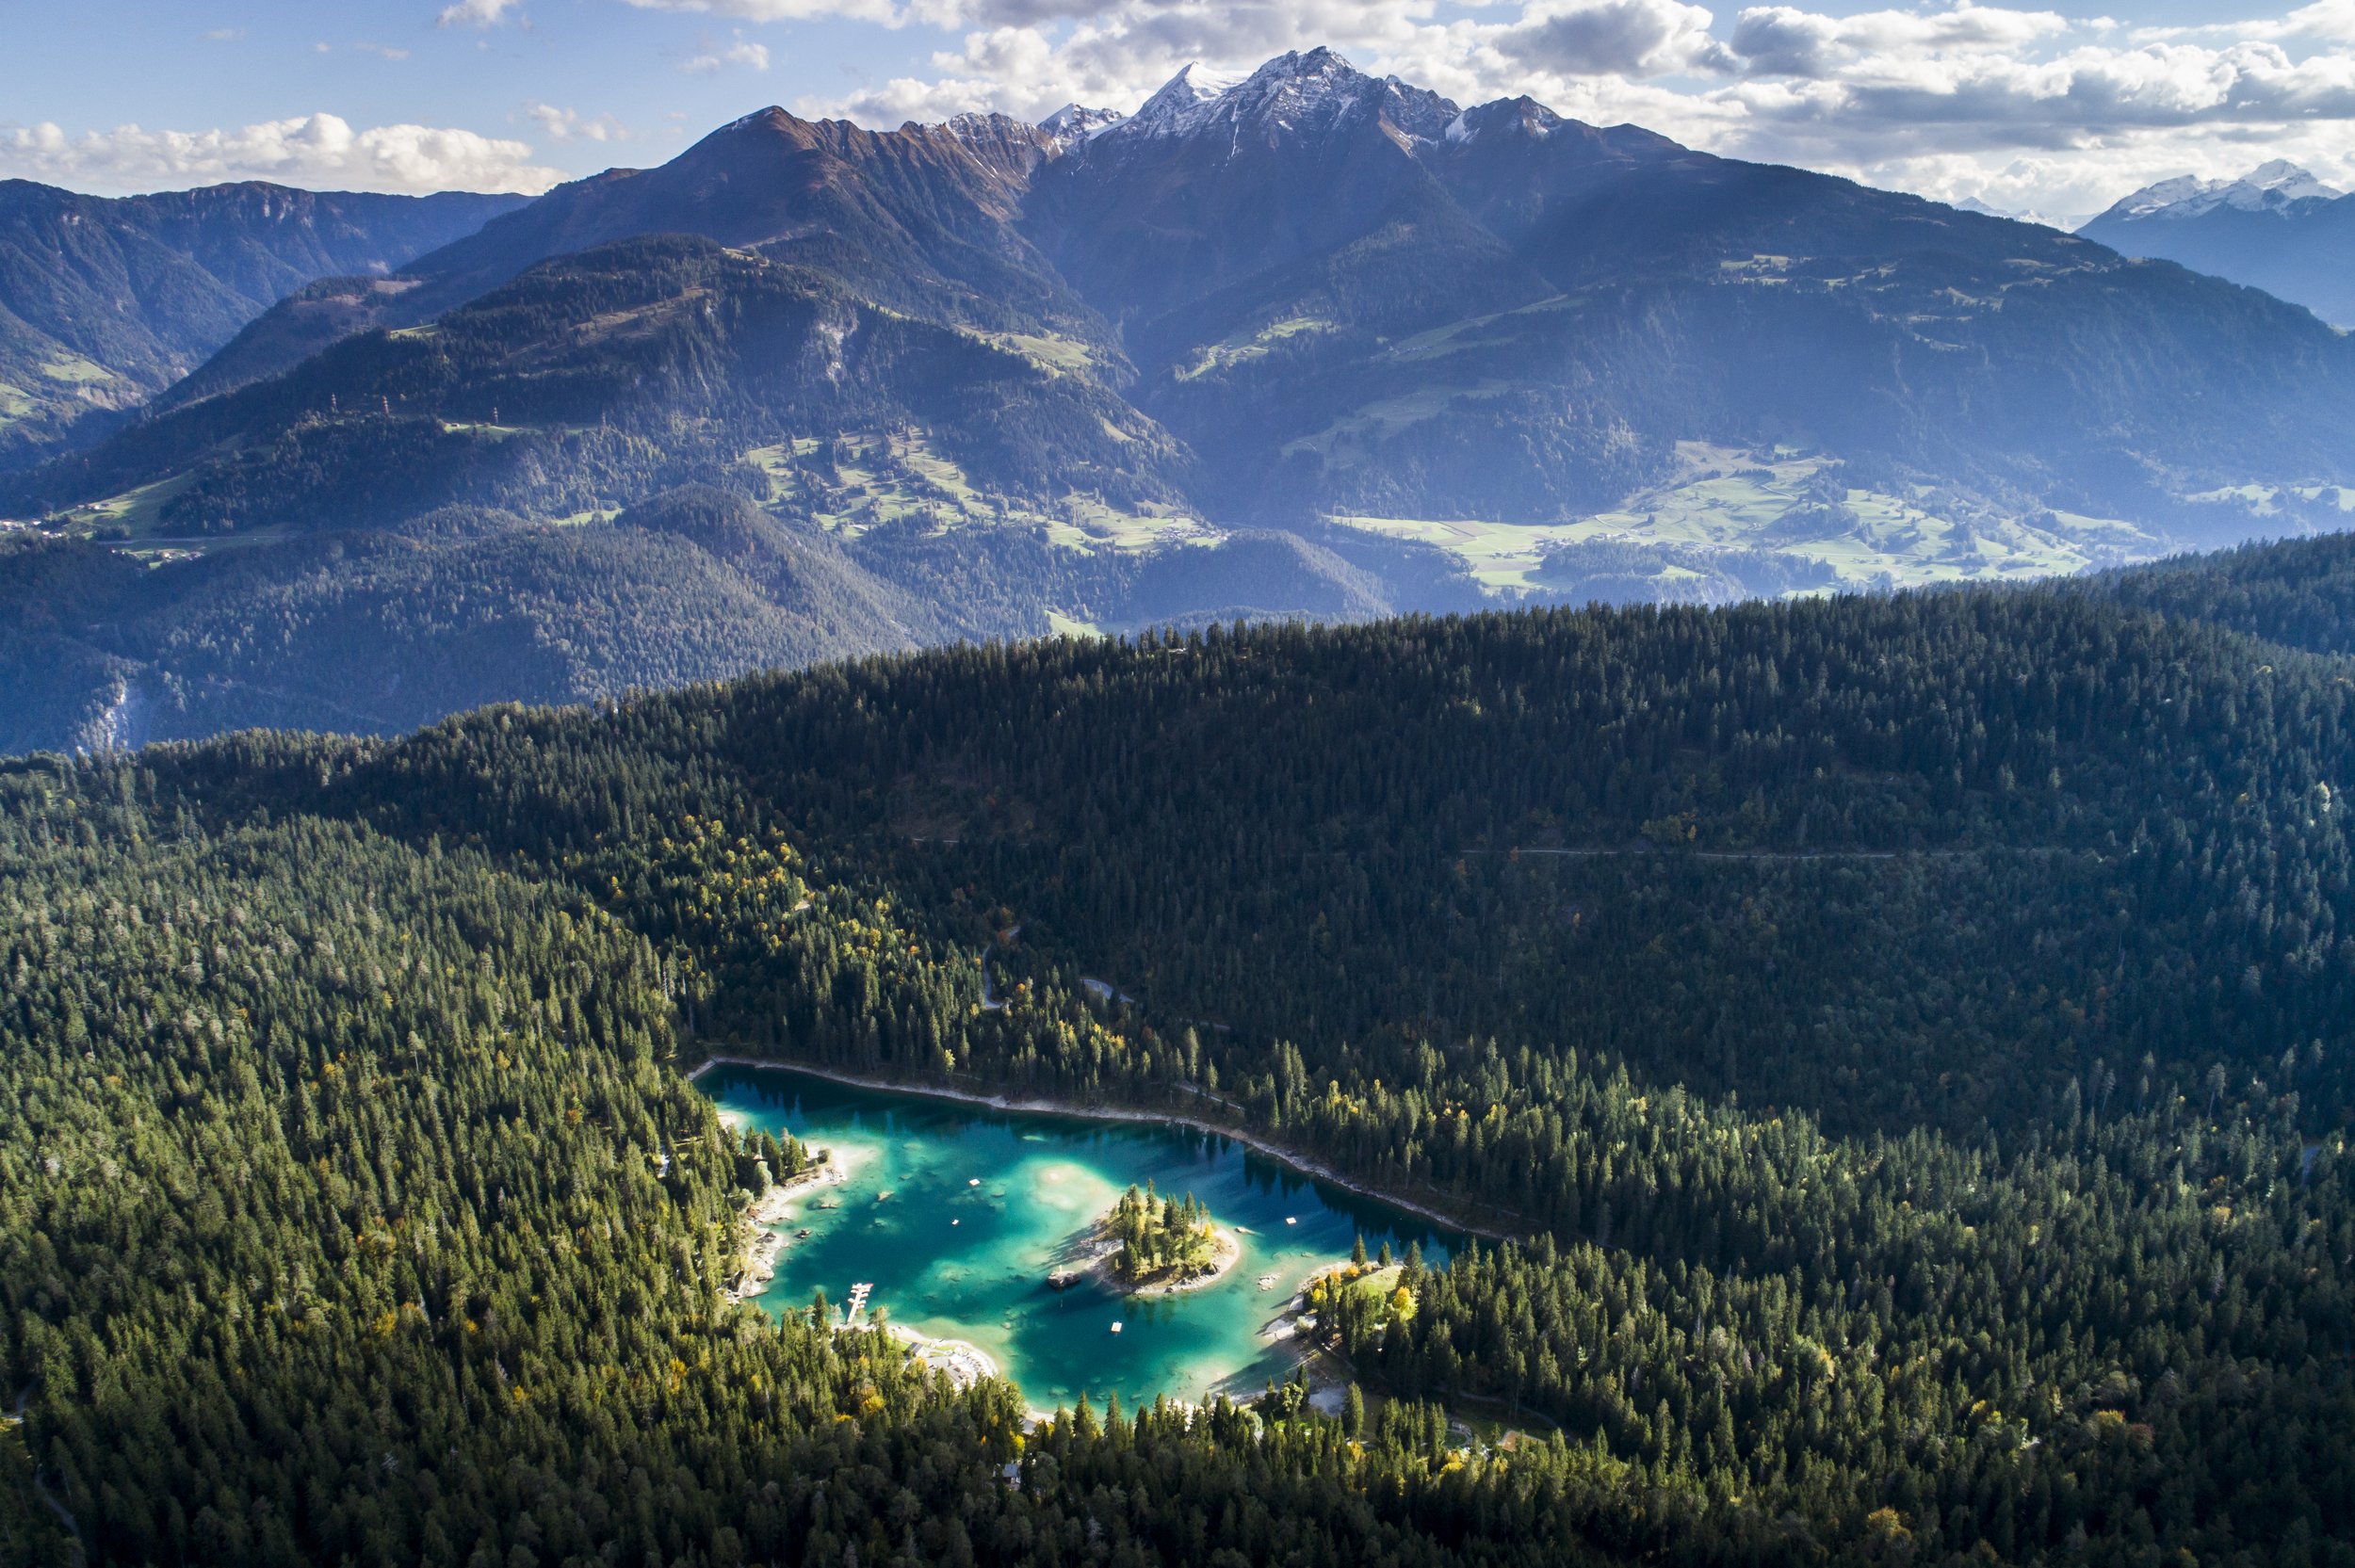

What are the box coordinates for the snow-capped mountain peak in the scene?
[1124,62,1245,139]
[1038,104,1125,148]
[2243,159,2339,201]
[2103,161,2345,223]
[1106,48,1457,152]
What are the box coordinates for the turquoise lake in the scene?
[698,1065,1460,1411]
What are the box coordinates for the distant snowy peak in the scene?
[1107,48,1458,153]
[2238,159,2340,203]
[1446,97,1565,144]
[1951,197,2080,232]
[2101,161,2345,224]
[1038,105,1125,148]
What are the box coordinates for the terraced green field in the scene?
[53,471,202,540]
[1335,442,2165,597]
[745,431,1213,554]
[1178,316,1338,382]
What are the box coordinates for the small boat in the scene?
[968,1178,981,1187]
[1284,1217,1297,1226]
[1109,1321,1124,1334]
[951,1219,961,1226]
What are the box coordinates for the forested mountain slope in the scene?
[8,543,2353,1566]
[0,489,1472,754]
[0,180,523,466]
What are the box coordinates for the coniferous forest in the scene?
[6,539,2355,1567]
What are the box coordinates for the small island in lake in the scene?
[1092,1183,1241,1294]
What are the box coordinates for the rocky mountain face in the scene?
[2079,162,2355,328]
[8,48,2355,752]
[0,180,527,465]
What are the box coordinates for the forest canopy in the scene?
[5,540,2354,1567]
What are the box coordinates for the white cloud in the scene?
[527,104,633,141]
[1727,2,2070,79]
[683,40,773,71]
[0,114,564,196]
[355,41,414,60]
[439,0,525,25]
[1495,0,1732,77]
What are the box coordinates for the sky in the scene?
[4,0,2352,224]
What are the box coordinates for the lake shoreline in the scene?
[883,1323,999,1391]
[685,1054,1514,1242]
[726,1146,867,1300]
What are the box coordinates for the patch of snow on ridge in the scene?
[1445,97,1563,146]
[1122,63,1245,139]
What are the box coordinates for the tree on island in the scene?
[1107,1182,1218,1283]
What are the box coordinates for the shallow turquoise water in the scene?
[699,1065,1459,1411]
